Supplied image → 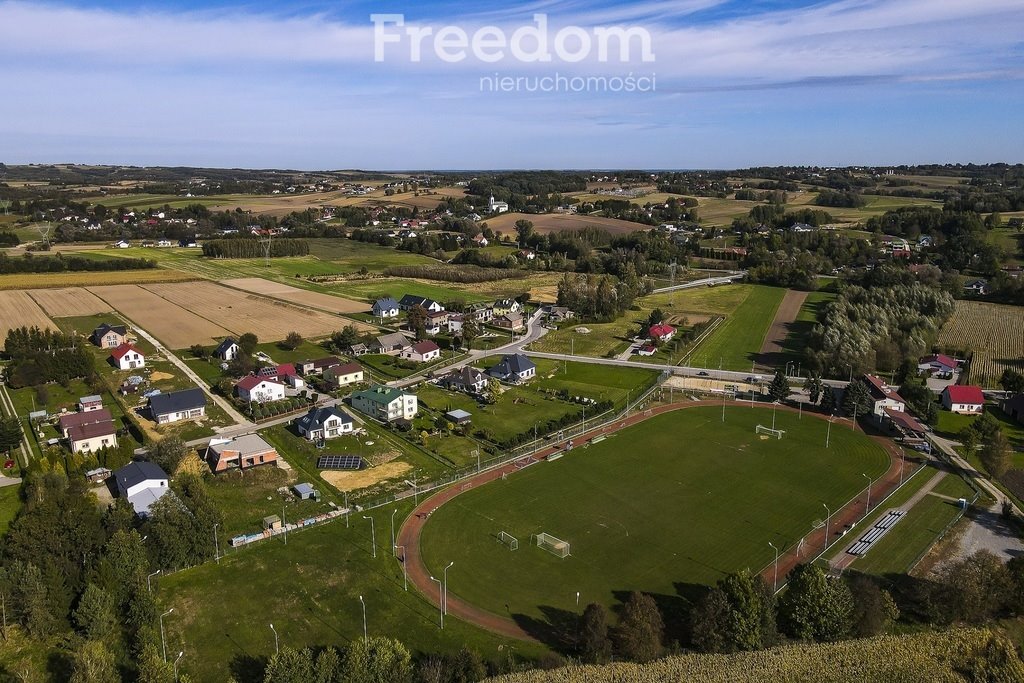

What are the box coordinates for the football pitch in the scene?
[419,406,890,622]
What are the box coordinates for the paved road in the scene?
[651,271,746,293]
[929,434,1022,516]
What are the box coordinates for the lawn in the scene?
[532,358,661,409]
[419,406,891,623]
[0,484,22,536]
[688,285,787,371]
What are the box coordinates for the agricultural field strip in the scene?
[759,289,809,357]
[26,287,113,318]
[938,300,1024,386]
[0,268,197,290]
[0,290,58,339]
[219,278,375,333]
[86,284,234,348]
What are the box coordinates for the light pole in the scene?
[900,447,906,485]
[822,503,831,551]
[147,569,161,594]
[213,523,220,564]
[358,595,367,643]
[395,545,407,590]
[768,541,779,592]
[173,651,184,681]
[576,591,580,608]
[363,515,376,558]
[345,492,349,528]
[269,623,279,654]
[160,608,174,662]
[826,413,833,448]
[443,561,454,616]
[391,509,398,557]
[862,473,871,516]
[430,576,444,629]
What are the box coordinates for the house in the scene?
[236,376,286,403]
[467,302,494,323]
[881,407,929,438]
[1001,393,1024,424]
[213,337,240,361]
[85,467,112,484]
[941,385,985,414]
[78,395,104,412]
[59,408,113,438]
[370,332,412,355]
[91,323,127,349]
[402,340,442,363]
[518,249,536,260]
[636,344,657,357]
[398,295,444,313]
[492,298,521,316]
[296,357,339,376]
[649,324,676,343]
[488,196,509,214]
[472,234,489,247]
[542,305,575,322]
[113,461,169,516]
[494,313,525,332]
[372,297,400,318]
[963,279,988,296]
[918,354,959,376]
[149,388,207,424]
[114,240,131,248]
[861,375,907,419]
[110,343,145,370]
[206,434,280,473]
[69,419,118,454]
[351,386,418,422]
[323,362,365,388]
[441,366,488,394]
[349,343,369,357]
[296,406,355,441]
[447,313,464,334]
[486,353,537,383]
[294,483,316,500]
[445,409,472,426]
[425,310,449,335]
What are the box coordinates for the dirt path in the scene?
[757,289,808,371]
[396,402,904,641]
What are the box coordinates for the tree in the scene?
[0,416,22,452]
[263,646,315,683]
[406,304,427,340]
[137,643,175,683]
[778,563,854,642]
[1007,556,1024,616]
[999,368,1024,393]
[514,219,534,245]
[715,569,776,652]
[69,640,119,683]
[690,587,732,653]
[807,375,823,405]
[768,369,790,402]
[847,574,899,637]
[981,431,1012,479]
[149,436,186,474]
[238,332,258,355]
[577,602,612,663]
[648,308,665,326]
[282,331,303,351]
[188,344,208,359]
[73,584,117,641]
[614,591,664,663]
[939,550,1014,623]
[340,636,413,683]
[820,385,837,413]
[461,320,479,350]
[332,325,360,351]
[842,380,872,419]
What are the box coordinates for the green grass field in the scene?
[0,485,22,536]
[773,289,837,367]
[688,285,787,370]
[419,406,890,624]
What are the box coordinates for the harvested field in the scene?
[757,289,809,368]
[938,300,1024,386]
[222,278,369,314]
[87,284,233,348]
[142,281,348,340]
[0,269,196,290]
[27,287,112,318]
[320,461,411,492]
[484,211,648,236]
[0,290,57,338]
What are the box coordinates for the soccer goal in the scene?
[755,424,785,439]
[497,531,519,550]
[535,532,570,558]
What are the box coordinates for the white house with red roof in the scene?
[109,343,145,370]
[257,363,304,388]
[918,354,959,376]
[861,374,907,419]
[235,376,286,403]
[401,340,442,363]
[648,323,676,343]
[941,385,985,414]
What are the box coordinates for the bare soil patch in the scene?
[757,289,808,366]
[222,278,370,315]
[321,461,411,492]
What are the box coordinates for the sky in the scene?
[0,0,1023,170]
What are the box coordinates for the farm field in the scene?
[756,289,808,369]
[26,287,112,317]
[694,193,944,227]
[221,277,369,314]
[86,284,233,348]
[419,406,891,623]
[773,290,837,367]
[687,285,788,372]
[937,300,1024,387]
[483,211,651,236]
[0,290,57,339]
[0,268,197,290]
[326,275,548,305]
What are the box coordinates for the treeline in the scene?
[384,264,528,283]
[867,207,1003,274]
[201,238,309,258]
[466,172,587,212]
[0,253,156,274]
[4,326,97,389]
[0,231,19,246]
[556,270,651,320]
[814,189,866,208]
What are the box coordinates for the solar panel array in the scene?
[316,455,365,470]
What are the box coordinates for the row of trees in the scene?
[201,238,310,259]
[4,326,97,389]
[0,253,155,273]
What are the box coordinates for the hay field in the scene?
[142,282,346,340]
[484,211,649,236]
[0,269,196,290]
[27,287,113,318]
[938,300,1024,387]
[87,284,233,348]
[0,291,57,338]
[222,278,369,314]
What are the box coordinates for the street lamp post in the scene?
[160,608,174,662]
[345,492,349,528]
[443,561,454,616]
[826,413,833,448]
[768,541,779,592]
[270,623,279,654]
[214,523,220,564]
[900,447,906,485]
[358,595,367,643]
[391,510,398,557]
[173,651,184,681]
[395,545,407,590]
[822,503,832,550]
[363,515,376,558]
[430,576,443,629]
[862,473,871,516]
[576,591,580,608]
[147,569,161,594]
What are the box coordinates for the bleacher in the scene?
[846,509,906,556]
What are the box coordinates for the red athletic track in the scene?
[395,401,908,641]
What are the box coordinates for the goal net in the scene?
[755,425,785,439]
[535,532,570,558]
[497,531,519,550]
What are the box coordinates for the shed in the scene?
[445,409,472,425]
[263,515,282,530]
[294,483,315,500]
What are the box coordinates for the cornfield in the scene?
[484,628,1023,683]
[937,300,1024,387]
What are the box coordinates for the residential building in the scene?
[942,385,985,414]
[298,357,341,376]
[236,376,286,403]
[323,362,364,388]
[963,279,989,295]
[349,343,369,357]
[918,354,958,376]
[59,408,113,438]
[425,310,449,335]
[542,305,575,322]
[398,294,444,313]
[370,332,411,355]
[445,409,472,426]
[402,340,442,363]
[372,297,400,318]
[492,298,521,316]
[351,386,418,422]
[861,375,907,419]
[296,406,355,441]
[649,324,676,343]
[213,337,240,361]
[446,313,464,334]
[467,302,493,323]
[91,323,127,349]
[110,342,145,370]
[149,388,207,424]
[494,312,525,331]
[78,395,104,412]
[441,366,487,394]
[636,344,657,357]
[206,434,279,473]
[486,353,537,383]
[113,461,169,516]
[69,419,118,454]
[472,234,489,246]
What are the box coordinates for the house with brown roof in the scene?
[91,323,127,349]
[69,419,118,454]
[861,374,907,419]
[59,408,113,438]
[402,340,441,363]
[323,362,364,388]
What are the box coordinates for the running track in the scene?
[395,401,910,641]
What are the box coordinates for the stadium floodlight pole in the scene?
[214,523,220,564]
[900,448,906,485]
[576,591,580,608]
[768,541,779,592]
[174,651,184,682]
[772,402,777,431]
[160,608,174,662]
[358,595,367,643]
[862,473,871,516]
[443,561,454,616]
[852,400,858,431]
[269,623,279,654]
[822,503,832,550]
[282,504,287,546]
[395,545,407,591]
[147,569,161,594]
[345,492,349,528]
[430,576,444,629]
[391,509,398,557]
[363,516,376,558]
[722,386,726,422]
[826,413,833,448]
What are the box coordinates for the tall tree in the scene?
[149,436,186,474]
[778,563,854,642]
[514,219,534,246]
[577,602,612,663]
[807,375,823,405]
[263,646,315,683]
[847,574,899,637]
[768,369,791,402]
[73,584,117,641]
[614,591,664,663]
[842,380,873,419]
[282,331,303,351]
[340,636,413,683]
[69,640,119,683]
[981,431,1012,479]
[820,385,837,414]
[406,304,428,340]
[238,332,259,355]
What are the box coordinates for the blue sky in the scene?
[1,0,1022,170]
